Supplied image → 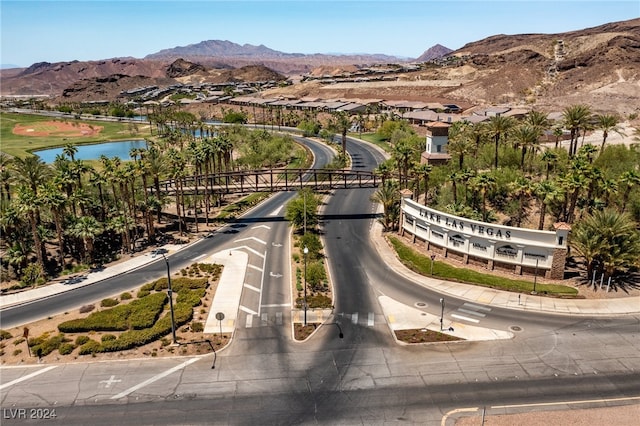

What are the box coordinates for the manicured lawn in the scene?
[0,112,151,157]
[352,132,392,153]
[388,236,578,296]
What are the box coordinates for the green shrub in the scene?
[13,349,22,356]
[128,292,167,329]
[191,321,204,332]
[176,288,206,307]
[120,292,133,300]
[137,289,151,298]
[78,340,100,355]
[101,298,119,307]
[13,337,25,345]
[58,343,75,355]
[29,333,69,357]
[0,330,12,340]
[101,334,117,342]
[75,335,90,346]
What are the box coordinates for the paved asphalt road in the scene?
[1,134,639,425]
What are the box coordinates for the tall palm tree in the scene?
[447,122,474,170]
[594,113,625,157]
[472,172,497,221]
[486,115,516,169]
[562,104,591,157]
[39,182,67,269]
[618,170,640,213]
[0,153,12,204]
[10,155,52,195]
[69,216,102,264]
[534,180,563,230]
[371,180,401,231]
[413,163,433,205]
[13,185,46,272]
[512,124,542,171]
[330,111,352,158]
[509,176,534,227]
[540,150,559,180]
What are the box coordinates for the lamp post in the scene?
[303,246,309,326]
[439,298,445,331]
[161,253,177,344]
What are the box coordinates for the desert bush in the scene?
[29,333,70,357]
[79,304,95,314]
[58,343,75,355]
[0,330,12,340]
[12,349,22,356]
[13,337,25,345]
[176,288,206,307]
[101,334,117,342]
[128,292,167,329]
[101,298,119,307]
[120,292,133,300]
[78,340,100,355]
[191,321,204,332]
[75,335,90,346]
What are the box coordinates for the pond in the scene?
[35,140,148,163]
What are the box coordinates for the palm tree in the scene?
[594,113,625,156]
[572,209,640,281]
[447,122,474,170]
[69,216,102,264]
[486,115,516,169]
[371,180,401,231]
[534,180,563,230]
[618,170,640,213]
[413,163,433,205]
[512,124,542,171]
[0,153,13,204]
[540,150,559,180]
[472,172,497,221]
[330,111,352,157]
[13,185,46,272]
[392,141,414,188]
[39,182,67,269]
[10,155,52,195]
[509,176,534,227]
[374,161,393,186]
[562,104,591,157]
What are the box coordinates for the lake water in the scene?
[35,140,148,163]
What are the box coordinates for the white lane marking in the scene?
[252,225,271,230]
[441,407,479,426]
[239,305,258,315]
[246,314,253,328]
[0,366,58,390]
[262,304,290,308]
[111,358,199,399]
[351,312,359,324]
[276,312,283,326]
[451,314,480,323]
[233,245,264,258]
[234,237,266,245]
[368,312,375,326]
[492,395,640,409]
[463,302,491,312]
[192,254,206,261]
[244,283,260,293]
[457,308,486,317]
[258,250,267,316]
[269,206,283,216]
[261,313,268,323]
[248,264,263,272]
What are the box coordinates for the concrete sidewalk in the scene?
[0,244,186,309]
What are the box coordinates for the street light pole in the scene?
[439,298,445,331]
[532,258,539,295]
[303,246,309,326]
[161,254,177,344]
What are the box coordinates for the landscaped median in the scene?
[0,262,228,364]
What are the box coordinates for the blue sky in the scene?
[1,1,638,67]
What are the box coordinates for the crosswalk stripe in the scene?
[451,313,480,323]
[463,302,491,312]
[368,312,375,326]
[248,264,263,272]
[276,312,283,325]
[239,305,258,315]
[351,312,359,324]
[458,308,486,317]
[246,314,253,328]
[244,283,260,293]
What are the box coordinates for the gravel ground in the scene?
[455,404,640,425]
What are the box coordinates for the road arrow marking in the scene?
[234,237,266,245]
[100,375,122,388]
[252,225,271,230]
[269,272,283,278]
[271,242,282,247]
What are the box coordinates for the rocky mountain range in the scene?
[1,18,638,116]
